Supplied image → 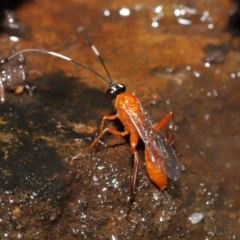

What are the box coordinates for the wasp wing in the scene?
[149,131,181,181]
[125,101,180,181]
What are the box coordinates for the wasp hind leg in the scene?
[151,112,175,144]
[126,132,140,218]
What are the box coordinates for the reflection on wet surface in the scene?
[0,0,239,239]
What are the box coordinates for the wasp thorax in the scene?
[106,83,126,100]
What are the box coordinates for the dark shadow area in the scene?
[0,71,114,200]
[0,0,31,37]
[226,0,240,36]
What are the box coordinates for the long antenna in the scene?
[86,40,114,87]
[0,48,110,85]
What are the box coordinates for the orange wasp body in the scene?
[70,44,181,210]
[1,44,181,212]
[116,93,175,188]
[72,86,180,209]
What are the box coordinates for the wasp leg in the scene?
[126,131,139,217]
[0,80,5,103]
[99,114,118,132]
[70,114,129,161]
[151,112,175,144]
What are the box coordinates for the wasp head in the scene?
[106,83,126,100]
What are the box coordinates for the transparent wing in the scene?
[149,132,180,181]
[125,101,180,181]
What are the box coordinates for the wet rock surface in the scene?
[0,0,239,239]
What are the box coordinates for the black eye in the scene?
[106,88,117,100]
[106,84,126,100]
[116,84,126,94]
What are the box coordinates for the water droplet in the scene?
[77,26,85,32]
[153,193,158,200]
[103,9,111,17]
[231,73,236,79]
[111,235,117,240]
[193,71,200,77]
[155,5,162,14]
[200,11,209,22]
[186,65,191,71]
[177,18,192,25]
[151,21,159,28]
[134,4,143,11]
[189,212,204,224]
[119,7,130,17]
[212,89,218,97]
[174,9,181,17]
[204,62,210,68]
[208,23,214,29]
[9,36,19,42]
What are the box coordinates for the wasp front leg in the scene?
[70,114,129,161]
[99,114,118,133]
[151,112,175,144]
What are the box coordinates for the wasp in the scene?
[1,44,181,213]
[70,44,181,212]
